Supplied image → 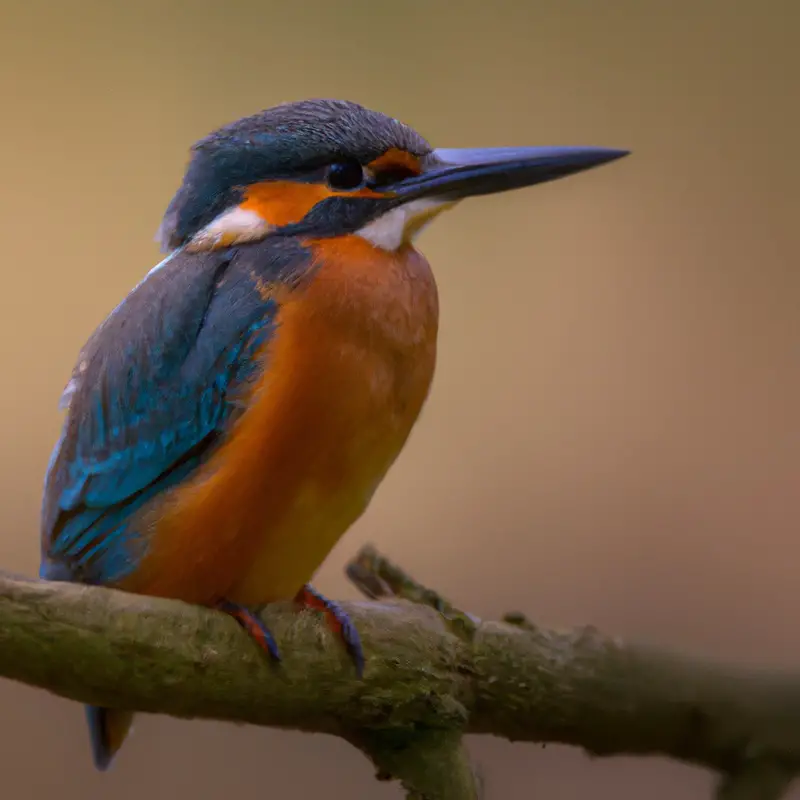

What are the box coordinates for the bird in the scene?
[39,98,628,770]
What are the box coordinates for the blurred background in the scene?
[1,0,798,797]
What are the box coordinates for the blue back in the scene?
[40,237,312,585]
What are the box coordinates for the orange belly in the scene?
[124,236,438,606]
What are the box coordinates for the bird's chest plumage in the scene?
[135,237,438,605]
[231,239,438,602]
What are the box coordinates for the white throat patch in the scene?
[356,197,453,251]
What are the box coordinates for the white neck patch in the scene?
[356,197,453,251]
[184,207,274,252]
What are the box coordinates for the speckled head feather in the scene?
[158,99,432,251]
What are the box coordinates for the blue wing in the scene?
[40,238,311,585]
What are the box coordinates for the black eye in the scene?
[326,160,365,191]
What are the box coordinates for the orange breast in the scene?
[124,236,438,606]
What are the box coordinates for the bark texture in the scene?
[0,546,797,799]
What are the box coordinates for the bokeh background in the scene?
[1,0,798,797]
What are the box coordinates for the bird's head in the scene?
[158,99,627,254]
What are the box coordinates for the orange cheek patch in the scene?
[241,181,328,227]
[241,180,384,227]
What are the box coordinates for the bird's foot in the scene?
[295,584,365,677]
[216,590,363,676]
[216,599,281,662]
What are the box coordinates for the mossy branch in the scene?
[0,546,798,799]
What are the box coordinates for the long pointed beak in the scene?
[391,146,629,202]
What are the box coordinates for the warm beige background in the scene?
[0,0,798,797]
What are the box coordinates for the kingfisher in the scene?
[39,98,627,770]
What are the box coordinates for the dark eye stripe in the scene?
[369,165,419,187]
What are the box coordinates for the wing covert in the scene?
[41,237,309,584]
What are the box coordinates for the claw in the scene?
[295,584,365,677]
[216,598,281,662]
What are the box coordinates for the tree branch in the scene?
[356,729,481,800]
[0,548,798,798]
[716,759,796,800]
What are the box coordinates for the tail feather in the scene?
[85,705,135,771]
